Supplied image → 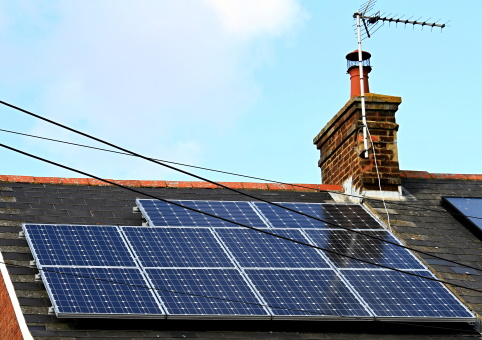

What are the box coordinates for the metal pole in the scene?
[355,12,369,158]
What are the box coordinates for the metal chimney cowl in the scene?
[346,50,372,98]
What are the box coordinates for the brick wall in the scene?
[0,270,22,340]
[313,94,402,193]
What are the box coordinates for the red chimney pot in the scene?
[346,50,372,98]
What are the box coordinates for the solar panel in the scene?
[253,203,383,229]
[137,199,267,228]
[342,270,474,319]
[245,269,371,319]
[304,230,425,269]
[24,224,136,267]
[42,267,164,318]
[442,197,482,237]
[146,268,270,319]
[23,199,476,322]
[215,228,330,268]
[123,227,234,268]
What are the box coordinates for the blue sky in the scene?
[0,0,480,184]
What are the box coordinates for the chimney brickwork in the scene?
[313,94,402,194]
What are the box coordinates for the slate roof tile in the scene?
[0,196,17,203]
[2,252,32,260]
[7,267,37,275]
[13,282,44,291]
[0,238,28,246]
[0,220,23,227]
[0,213,27,221]
[1,176,482,338]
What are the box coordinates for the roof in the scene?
[1,171,482,339]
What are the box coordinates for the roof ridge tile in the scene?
[0,174,344,192]
[2,172,482,190]
[401,171,482,181]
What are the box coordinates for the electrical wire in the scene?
[2,127,481,222]
[365,198,482,220]
[361,129,467,329]
[1,99,482,273]
[366,128,391,228]
[1,129,482,275]
[2,142,482,295]
[1,131,480,331]
[1,107,482,277]
[2,132,482,275]
[0,128,319,193]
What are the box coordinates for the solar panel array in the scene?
[22,199,475,321]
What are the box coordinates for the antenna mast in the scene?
[354,10,369,158]
[354,0,447,158]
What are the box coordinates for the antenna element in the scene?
[352,2,448,157]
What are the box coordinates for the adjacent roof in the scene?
[1,171,482,339]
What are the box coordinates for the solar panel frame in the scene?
[145,268,271,320]
[302,229,426,270]
[23,224,137,267]
[209,227,372,319]
[23,224,167,319]
[214,227,331,269]
[23,198,478,322]
[252,202,384,229]
[244,268,373,320]
[136,199,269,228]
[40,266,166,319]
[121,226,236,268]
[341,269,475,321]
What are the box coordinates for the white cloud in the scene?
[0,0,307,179]
[205,0,305,39]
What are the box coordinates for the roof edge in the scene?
[0,175,342,192]
[2,171,481,192]
[0,251,33,340]
[400,170,482,180]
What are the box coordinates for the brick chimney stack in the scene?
[313,52,402,198]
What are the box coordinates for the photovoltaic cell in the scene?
[147,268,269,318]
[245,269,370,318]
[123,227,234,268]
[342,270,474,318]
[215,228,329,268]
[304,230,424,269]
[42,267,164,317]
[253,203,382,229]
[24,224,136,267]
[137,199,267,228]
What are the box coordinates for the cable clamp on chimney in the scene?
[353,125,372,157]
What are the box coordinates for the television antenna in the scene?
[353,0,448,157]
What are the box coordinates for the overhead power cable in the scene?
[0,128,334,194]
[1,101,481,273]
[2,141,482,294]
[1,134,481,275]
[2,127,481,222]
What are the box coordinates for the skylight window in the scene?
[442,197,482,238]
